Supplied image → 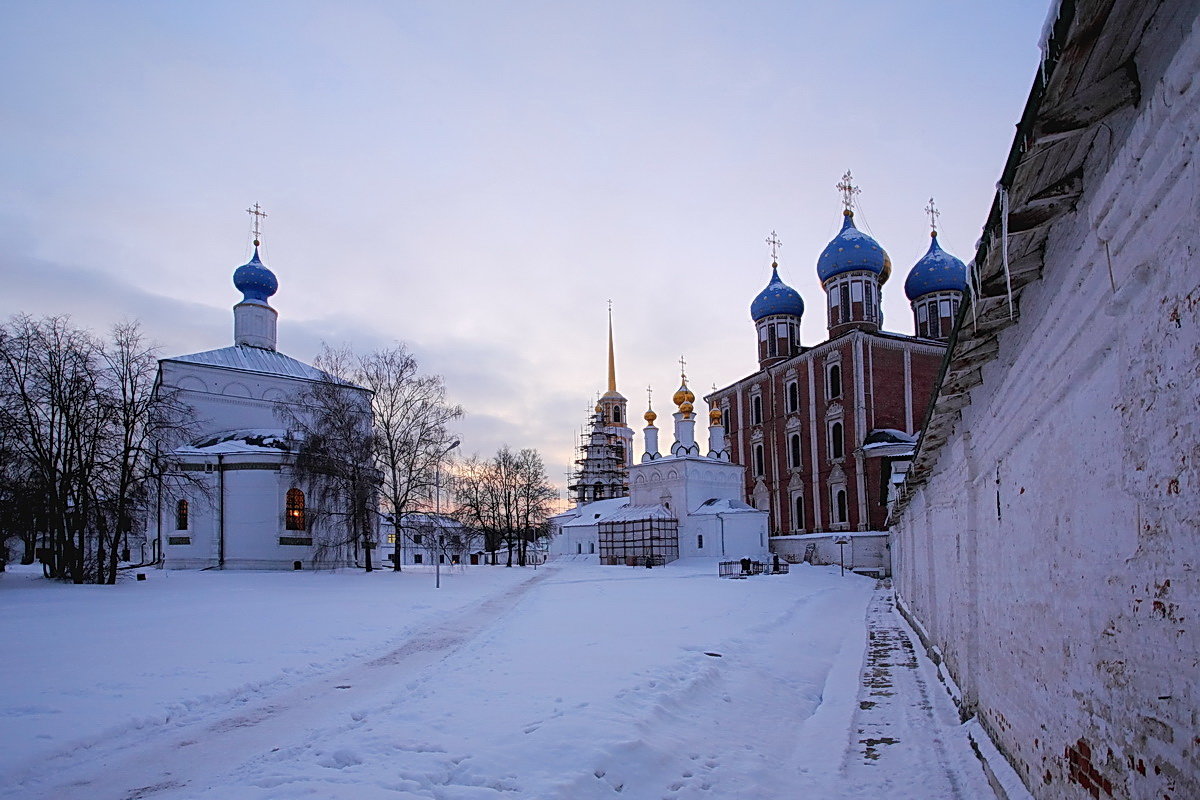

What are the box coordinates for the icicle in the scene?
[1103,239,1117,292]
[966,258,980,335]
[998,183,1014,319]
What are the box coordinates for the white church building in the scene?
[154,237,370,569]
[550,331,768,564]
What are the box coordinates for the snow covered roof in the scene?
[175,428,292,455]
[602,503,674,523]
[163,345,360,387]
[690,498,763,515]
[862,429,919,456]
[392,513,466,531]
[554,497,632,527]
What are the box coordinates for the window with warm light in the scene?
[285,488,306,531]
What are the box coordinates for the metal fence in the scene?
[719,559,790,578]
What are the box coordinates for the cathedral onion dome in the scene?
[594,403,603,413]
[750,264,805,321]
[672,381,695,407]
[679,401,694,418]
[644,408,657,425]
[709,407,723,425]
[233,247,278,305]
[817,211,891,284]
[904,232,968,300]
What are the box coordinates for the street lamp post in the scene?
[434,439,461,589]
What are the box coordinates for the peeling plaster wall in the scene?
[891,13,1200,800]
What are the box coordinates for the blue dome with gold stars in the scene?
[751,265,805,321]
[904,233,967,300]
[817,211,891,283]
[233,247,278,305]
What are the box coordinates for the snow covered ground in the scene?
[0,560,993,799]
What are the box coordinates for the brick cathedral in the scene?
[705,176,967,536]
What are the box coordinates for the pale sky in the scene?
[0,1,1050,493]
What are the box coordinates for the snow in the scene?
[177,428,292,454]
[0,561,994,799]
[164,344,354,385]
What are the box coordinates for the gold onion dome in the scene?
[679,401,694,417]
[644,409,657,424]
[594,403,603,413]
[709,407,723,424]
[672,383,695,407]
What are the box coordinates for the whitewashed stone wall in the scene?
[891,15,1200,800]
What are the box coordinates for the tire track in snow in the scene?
[4,567,556,800]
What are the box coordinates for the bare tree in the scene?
[356,345,463,571]
[451,446,556,567]
[0,315,190,583]
[276,346,379,570]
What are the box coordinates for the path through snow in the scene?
[1,562,993,799]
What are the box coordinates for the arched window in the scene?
[593,482,604,500]
[697,534,704,549]
[175,499,188,531]
[754,444,765,476]
[612,406,622,423]
[751,395,763,425]
[831,422,844,459]
[793,493,805,530]
[789,434,802,469]
[828,364,842,399]
[835,489,848,523]
[285,488,306,531]
[787,381,799,413]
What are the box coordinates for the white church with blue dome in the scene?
[152,222,371,569]
[706,174,967,568]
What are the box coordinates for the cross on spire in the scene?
[836,170,860,213]
[246,203,268,246]
[646,385,653,408]
[925,197,941,234]
[679,355,687,380]
[765,230,782,265]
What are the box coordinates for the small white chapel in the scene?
[550,319,768,564]
[154,212,370,569]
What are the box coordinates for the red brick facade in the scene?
[706,330,944,534]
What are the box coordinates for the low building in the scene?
[551,373,768,564]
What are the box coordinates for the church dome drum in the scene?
[817,211,891,283]
[750,266,805,321]
[233,247,278,304]
[904,233,967,300]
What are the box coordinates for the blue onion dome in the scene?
[904,232,968,300]
[233,247,278,304]
[817,210,891,284]
[750,264,806,321]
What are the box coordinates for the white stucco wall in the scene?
[891,16,1200,799]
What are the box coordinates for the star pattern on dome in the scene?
[904,233,967,300]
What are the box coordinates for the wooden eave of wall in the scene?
[887,0,1168,525]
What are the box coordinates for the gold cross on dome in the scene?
[836,170,860,212]
[765,230,782,263]
[678,355,687,380]
[646,385,653,407]
[246,203,268,246]
[925,197,941,234]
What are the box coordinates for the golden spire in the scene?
[606,300,617,393]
